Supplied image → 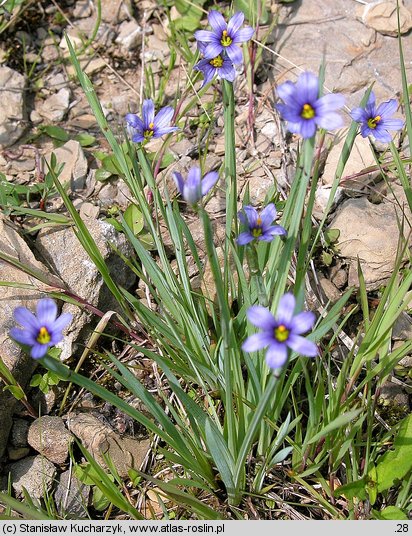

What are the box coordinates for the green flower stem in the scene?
[246,243,268,307]
[231,372,280,505]
[223,80,237,238]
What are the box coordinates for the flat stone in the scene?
[55,470,90,518]
[10,419,29,448]
[37,87,71,123]
[357,1,412,37]
[35,218,136,361]
[330,192,412,290]
[73,0,93,18]
[0,66,26,148]
[115,20,142,51]
[101,0,131,23]
[7,447,30,461]
[44,140,88,191]
[393,312,412,341]
[0,216,54,458]
[28,416,72,465]
[67,413,150,478]
[8,456,56,499]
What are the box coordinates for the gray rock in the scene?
[10,419,29,448]
[37,87,71,123]
[7,447,30,461]
[357,1,412,37]
[73,0,93,18]
[393,312,412,341]
[55,470,90,519]
[101,0,132,24]
[378,381,409,408]
[115,20,142,51]
[329,194,412,290]
[8,456,56,499]
[44,140,88,191]
[0,216,54,459]
[35,218,136,361]
[28,417,72,465]
[67,412,150,478]
[319,277,341,303]
[313,185,344,220]
[0,66,26,148]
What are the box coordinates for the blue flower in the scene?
[237,204,287,245]
[194,53,236,86]
[350,91,404,143]
[242,293,318,370]
[173,167,219,205]
[125,99,179,143]
[10,299,72,359]
[276,72,345,139]
[194,11,254,65]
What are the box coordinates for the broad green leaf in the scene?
[3,385,25,400]
[92,486,110,511]
[324,228,340,244]
[334,477,367,500]
[102,155,120,175]
[75,133,97,147]
[41,125,69,142]
[95,168,113,182]
[234,0,269,24]
[373,506,409,520]
[124,204,144,236]
[374,414,412,493]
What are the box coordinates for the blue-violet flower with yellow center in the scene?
[276,71,345,139]
[10,298,72,359]
[194,52,236,86]
[350,91,403,143]
[194,11,254,65]
[242,293,318,370]
[173,167,219,205]
[237,204,287,245]
[125,99,179,143]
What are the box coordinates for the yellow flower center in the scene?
[221,30,233,47]
[252,217,263,238]
[144,123,155,139]
[274,324,289,343]
[301,103,315,120]
[210,55,224,68]
[367,115,381,129]
[37,326,51,345]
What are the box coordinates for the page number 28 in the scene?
[396,525,409,532]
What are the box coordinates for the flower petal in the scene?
[236,232,254,245]
[173,171,185,195]
[208,10,227,34]
[371,127,392,143]
[287,334,318,357]
[184,167,202,204]
[142,99,155,128]
[232,26,254,43]
[265,342,288,369]
[204,41,224,59]
[14,307,39,331]
[265,225,287,236]
[277,81,296,103]
[225,44,243,65]
[154,126,179,138]
[350,107,368,123]
[132,132,145,143]
[227,11,244,35]
[36,299,57,325]
[241,205,258,228]
[154,106,174,129]
[219,62,236,82]
[31,343,48,359]
[10,327,37,345]
[290,311,315,335]
[242,332,274,352]
[125,113,144,130]
[260,203,276,228]
[201,171,219,195]
[276,293,296,325]
[299,118,317,138]
[295,71,319,105]
[316,93,345,114]
[51,312,73,334]
[315,111,343,131]
[246,305,276,330]
[376,98,398,118]
[380,118,404,131]
[194,29,215,43]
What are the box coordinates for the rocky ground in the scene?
[1,0,412,518]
